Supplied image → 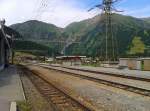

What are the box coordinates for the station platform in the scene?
[0,100,10,111]
[0,65,25,111]
[42,63,150,80]
[62,65,150,80]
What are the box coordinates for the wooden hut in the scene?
[141,58,150,71]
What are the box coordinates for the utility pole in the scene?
[88,0,122,63]
[11,34,14,64]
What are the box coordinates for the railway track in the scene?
[38,64,150,97]
[20,66,92,111]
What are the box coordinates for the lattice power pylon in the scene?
[89,0,122,62]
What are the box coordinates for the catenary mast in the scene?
[88,0,122,62]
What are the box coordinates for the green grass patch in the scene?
[17,101,31,111]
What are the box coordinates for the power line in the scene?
[88,0,123,62]
[33,0,49,20]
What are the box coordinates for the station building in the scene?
[0,20,13,71]
[56,56,86,66]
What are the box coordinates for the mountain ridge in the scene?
[10,14,150,57]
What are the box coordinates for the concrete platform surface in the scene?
[40,63,150,79]
[0,100,10,111]
[0,65,24,102]
[64,65,150,79]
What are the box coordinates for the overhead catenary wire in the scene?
[33,1,102,56]
[88,0,123,62]
[33,0,49,20]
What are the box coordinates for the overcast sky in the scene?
[0,0,150,28]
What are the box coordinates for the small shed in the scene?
[119,58,141,70]
[56,56,86,66]
[141,58,150,71]
[127,58,141,70]
[119,58,150,71]
[119,58,129,67]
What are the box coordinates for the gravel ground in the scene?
[20,71,53,111]
[41,65,150,91]
[28,65,150,111]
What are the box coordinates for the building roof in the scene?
[56,56,86,60]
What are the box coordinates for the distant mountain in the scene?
[10,14,150,57]
[64,14,150,57]
[142,17,150,24]
[10,20,63,41]
[10,20,64,56]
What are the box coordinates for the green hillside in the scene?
[10,14,150,58]
[14,40,52,56]
[142,18,150,24]
[11,20,63,41]
[65,14,150,57]
[14,40,62,56]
